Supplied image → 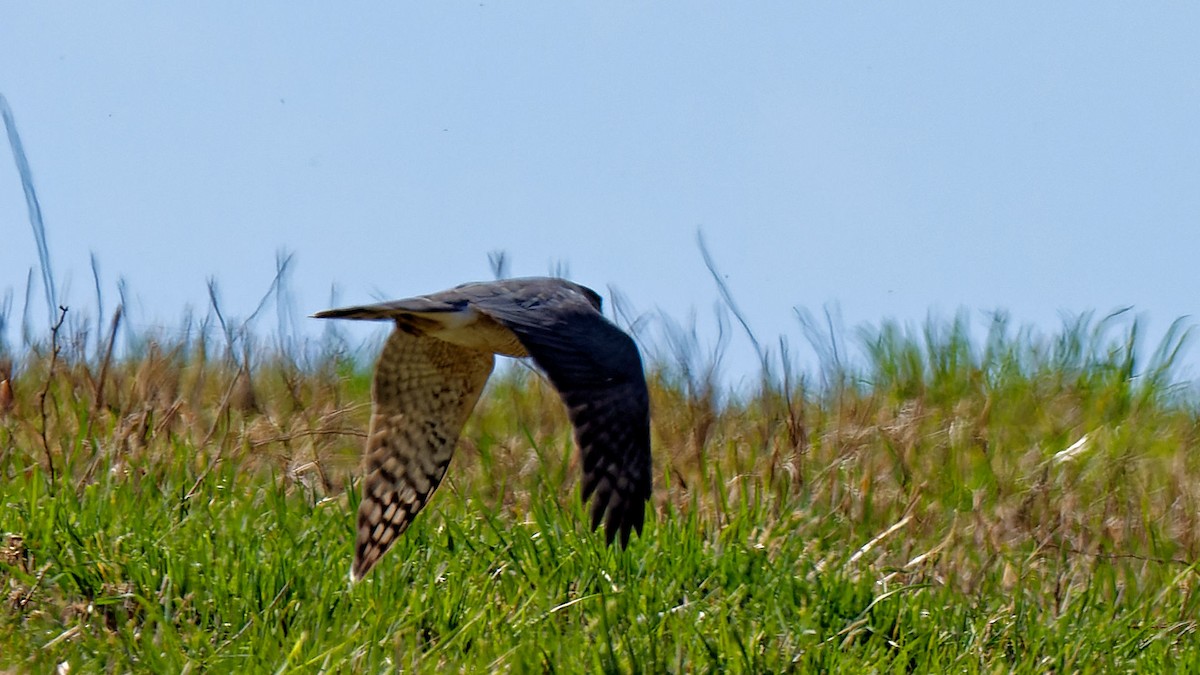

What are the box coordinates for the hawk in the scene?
[313,277,652,581]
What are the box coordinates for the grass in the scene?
[5,98,1192,671]
[2,302,1200,673]
[3,92,1195,672]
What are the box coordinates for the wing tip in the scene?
[588,486,649,548]
[350,553,373,583]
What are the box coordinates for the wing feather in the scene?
[467,282,652,545]
[351,324,494,581]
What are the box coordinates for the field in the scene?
[2,301,1200,673]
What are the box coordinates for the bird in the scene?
[312,277,652,581]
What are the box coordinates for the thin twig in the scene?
[91,305,123,413]
[697,230,766,371]
[18,561,53,611]
[76,307,125,490]
[37,305,67,485]
[847,515,913,567]
[1039,541,1195,567]
[249,427,367,448]
[184,370,245,500]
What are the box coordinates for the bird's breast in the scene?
[427,309,529,358]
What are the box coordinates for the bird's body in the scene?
[313,277,652,581]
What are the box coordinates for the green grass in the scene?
[2,308,1199,672]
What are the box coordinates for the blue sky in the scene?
[2,4,1197,381]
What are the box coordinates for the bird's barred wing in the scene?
[468,285,652,545]
[351,324,494,581]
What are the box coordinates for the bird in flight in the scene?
[313,277,652,581]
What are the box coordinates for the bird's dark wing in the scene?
[467,281,652,545]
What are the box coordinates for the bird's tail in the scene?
[312,297,461,321]
[311,305,397,321]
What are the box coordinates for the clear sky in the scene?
[2,4,1197,382]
